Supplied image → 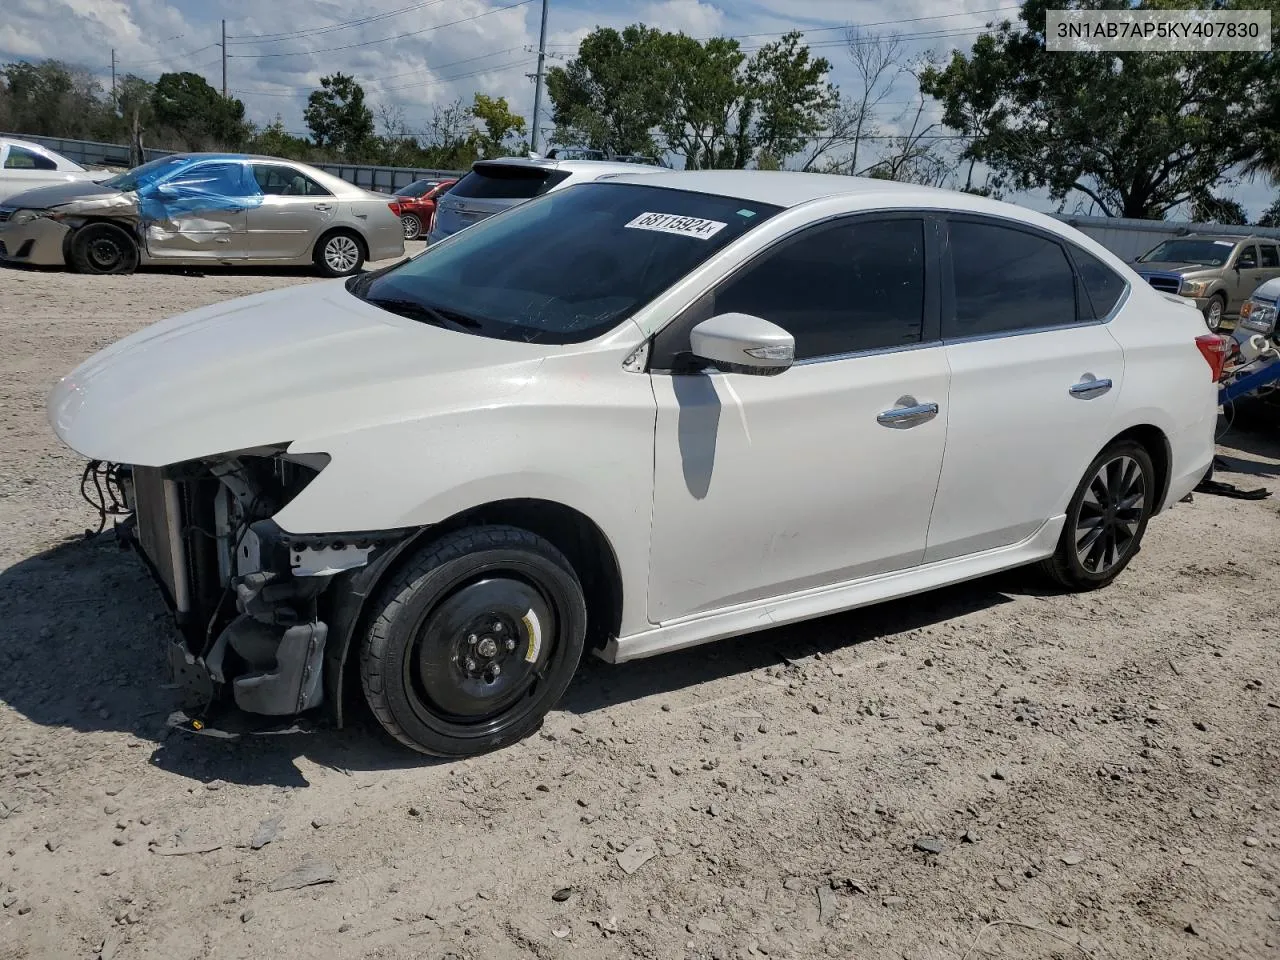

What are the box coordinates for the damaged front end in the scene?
[102,448,409,719]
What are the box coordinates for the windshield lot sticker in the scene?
[625,212,728,239]
[1214,241,1234,246]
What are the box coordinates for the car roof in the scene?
[473,156,664,176]
[1180,233,1264,243]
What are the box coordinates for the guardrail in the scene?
[2,132,465,193]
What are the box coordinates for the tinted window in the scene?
[948,221,1077,336]
[1237,245,1259,268]
[1260,244,1278,268]
[252,164,331,196]
[4,145,56,170]
[349,183,781,345]
[450,165,568,200]
[1071,246,1127,319]
[713,219,926,361]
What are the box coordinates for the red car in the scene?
[388,178,457,240]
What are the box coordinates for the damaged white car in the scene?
[0,152,402,276]
[48,171,1220,756]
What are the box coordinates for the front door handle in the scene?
[877,397,939,429]
[1069,377,1113,399]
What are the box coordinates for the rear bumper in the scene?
[0,217,69,266]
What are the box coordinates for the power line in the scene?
[231,57,537,100]
[116,43,218,66]
[544,6,1016,48]
[226,0,454,43]
[228,0,538,59]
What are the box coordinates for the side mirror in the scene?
[689,312,795,376]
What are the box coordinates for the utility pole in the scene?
[530,0,549,155]
[110,49,117,108]
[221,19,227,98]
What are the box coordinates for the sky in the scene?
[1,0,1276,219]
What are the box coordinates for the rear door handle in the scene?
[314,203,332,211]
[1069,377,1113,399]
[877,397,939,429]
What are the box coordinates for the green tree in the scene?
[247,116,315,161]
[152,72,249,149]
[547,26,833,169]
[920,0,1280,218]
[419,98,480,169]
[471,93,527,158]
[304,73,374,157]
[1,60,108,139]
[1257,197,1280,228]
[546,25,668,157]
[1192,194,1248,225]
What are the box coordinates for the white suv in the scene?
[427,156,668,244]
[49,171,1219,756]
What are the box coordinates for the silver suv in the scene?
[428,157,668,244]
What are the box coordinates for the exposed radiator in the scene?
[131,466,191,613]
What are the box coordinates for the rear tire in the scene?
[69,222,139,275]
[314,230,365,277]
[401,214,421,240]
[1041,441,1156,591]
[360,525,587,757]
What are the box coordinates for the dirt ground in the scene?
[1,254,1278,960]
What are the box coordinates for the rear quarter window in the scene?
[1070,246,1128,319]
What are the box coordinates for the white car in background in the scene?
[427,156,669,243]
[0,137,108,204]
[48,171,1219,757]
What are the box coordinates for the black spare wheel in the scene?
[360,525,587,756]
[69,222,139,275]
[1042,439,1156,590]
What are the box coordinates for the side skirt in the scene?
[600,517,1066,664]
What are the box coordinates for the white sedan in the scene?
[0,137,108,204]
[48,171,1220,756]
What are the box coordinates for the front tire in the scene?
[69,222,139,275]
[360,526,587,757]
[314,230,365,277]
[1041,441,1156,591]
[1204,294,1226,332]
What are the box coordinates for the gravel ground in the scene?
[1,255,1278,960]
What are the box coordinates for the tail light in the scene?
[1195,333,1228,382]
[387,201,402,216]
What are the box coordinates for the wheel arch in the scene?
[1104,423,1173,514]
[322,497,624,727]
[313,223,369,261]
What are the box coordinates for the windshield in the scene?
[349,182,782,344]
[1138,238,1236,266]
[102,156,192,193]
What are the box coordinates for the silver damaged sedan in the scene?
[0,153,404,277]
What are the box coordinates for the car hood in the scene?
[1134,261,1216,276]
[48,281,549,466]
[1251,276,1280,303]
[2,179,126,210]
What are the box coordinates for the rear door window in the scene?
[450,165,568,200]
[252,164,331,196]
[946,219,1078,337]
[1260,244,1279,268]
